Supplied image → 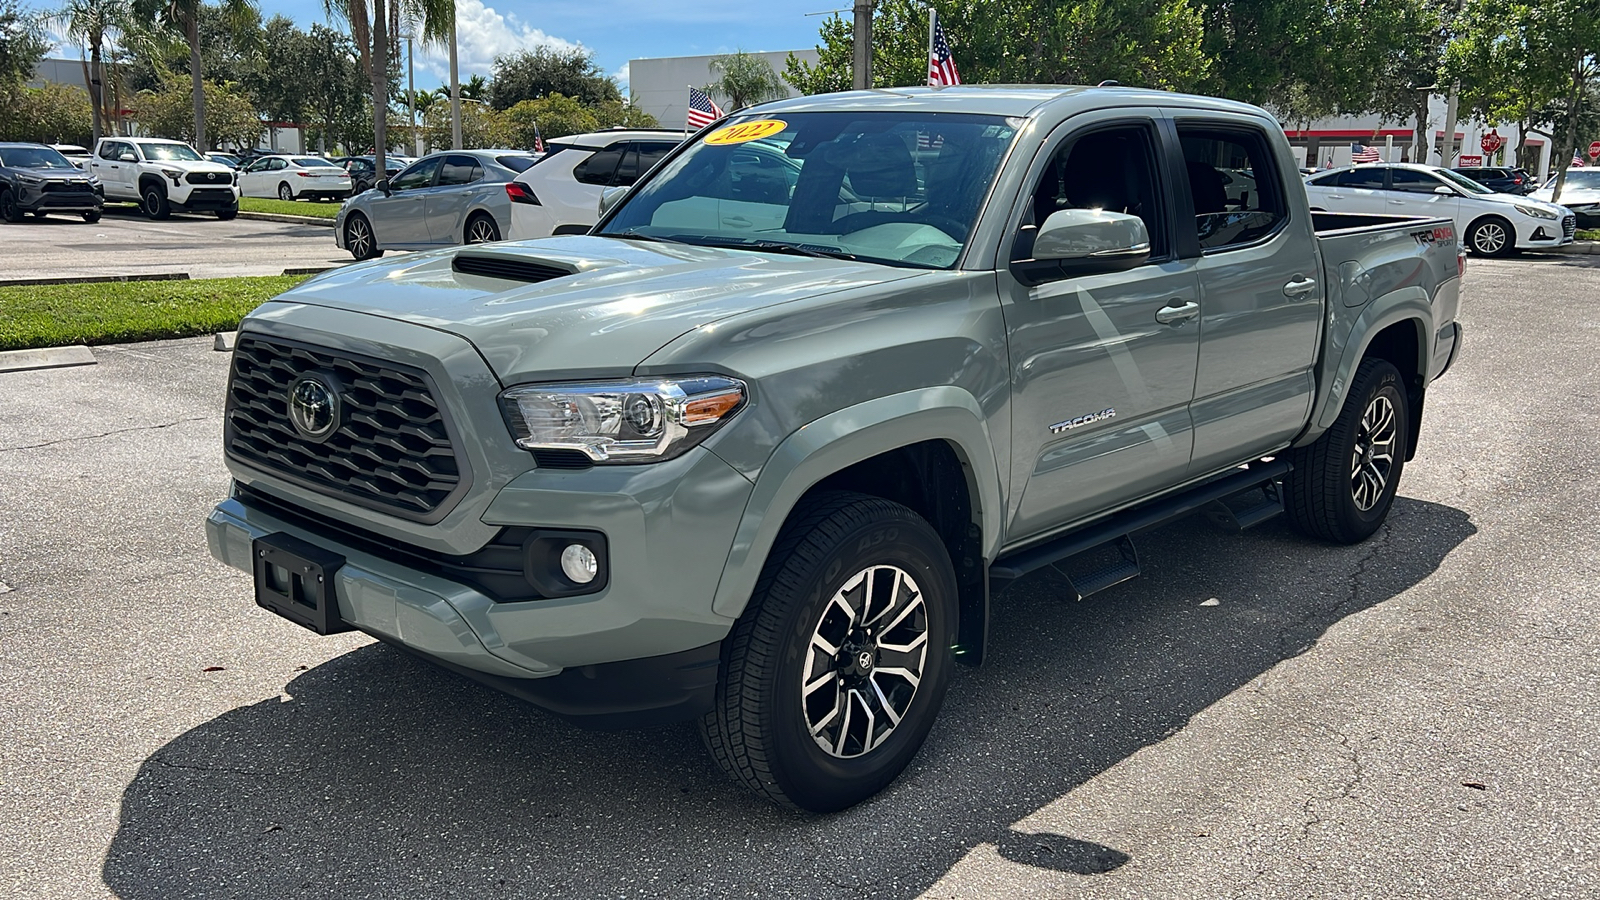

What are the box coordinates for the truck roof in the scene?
[750,85,1272,121]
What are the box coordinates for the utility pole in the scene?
[1437,0,1466,165]
[401,30,417,156]
[449,16,462,149]
[852,0,873,90]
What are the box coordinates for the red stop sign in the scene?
[1481,131,1503,154]
[1589,141,1600,160]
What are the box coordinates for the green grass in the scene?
[238,196,342,219]
[1577,229,1600,242]
[0,275,309,351]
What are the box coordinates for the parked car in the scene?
[88,137,238,219]
[505,129,686,239]
[334,149,537,259]
[49,144,93,170]
[333,155,405,194]
[0,142,103,223]
[206,152,243,169]
[1451,165,1535,195]
[238,155,353,201]
[1305,162,1574,256]
[1529,169,1600,228]
[210,86,1464,812]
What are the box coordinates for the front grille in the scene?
[1563,215,1577,241]
[42,181,94,193]
[452,254,572,284]
[225,335,468,521]
[186,171,227,184]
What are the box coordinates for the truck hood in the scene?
[151,159,233,177]
[270,236,928,382]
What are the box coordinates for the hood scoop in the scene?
[452,253,576,284]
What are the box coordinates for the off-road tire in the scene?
[1285,358,1409,543]
[141,183,171,220]
[700,491,957,812]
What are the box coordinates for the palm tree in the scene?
[706,50,788,112]
[56,0,129,142]
[323,0,452,180]
[130,0,258,150]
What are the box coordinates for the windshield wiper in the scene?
[684,236,858,261]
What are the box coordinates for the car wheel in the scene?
[701,491,957,812]
[0,190,22,223]
[1284,357,1409,544]
[82,210,102,223]
[278,182,295,202]
[1466,215,1513,257]
[214,208,237,220]
[141,184,171,220]
[345,213,382,260]
[465,213,501,244]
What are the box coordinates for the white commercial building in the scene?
[1281,94,1554,177]
[629,50,818,128]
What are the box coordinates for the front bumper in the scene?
[1516,213,1577,248]
[172,186,240,211]
[16,185,102,213]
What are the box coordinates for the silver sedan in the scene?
[334,149,538,260]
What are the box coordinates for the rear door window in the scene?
[1389,169,1444,193]
[573,144,626,185]
[438,155,483,186]
[1177,127,1288,251]
[1333,168,1386,189]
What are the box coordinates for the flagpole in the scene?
[927,9,937,87]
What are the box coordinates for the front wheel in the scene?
[1466,215,1513,257]
[701,492,957,812]
[141,184,171,220]
[1284,358,1409,543]
[82,210,102,223]
[344,213,382,260]
[0,190,21,223]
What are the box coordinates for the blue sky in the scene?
[45,0,841,91]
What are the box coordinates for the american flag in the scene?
[533,121,544,154]
[687,87,724,130]
[928,13,960,87]
[1573,154,1586,168]
[1351,143,1381,163]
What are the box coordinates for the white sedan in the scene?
[1304,162,1574,256]
[238,155,353,202]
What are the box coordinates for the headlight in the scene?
[499,375,746,463]
[1514,203,1557,219]
[17,174,43,185]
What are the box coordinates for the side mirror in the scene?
[598,185,628,217]
[376,178,392,195]
[1433,185,1455,195]
[1012,208,1151,286]
[119,152,137,163]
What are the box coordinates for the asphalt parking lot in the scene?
[4,205,347,281]
[2,253,1598,899]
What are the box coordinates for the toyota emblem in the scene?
[207,172,216,181]
[288,376,340,441]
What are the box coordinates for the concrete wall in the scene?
[629,50,818,128]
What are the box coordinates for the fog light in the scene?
[560,544,598,584]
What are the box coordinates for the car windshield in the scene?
[1434,168,1494,194]
[1545,170,1600,190]
[0,146,77,169]
[139,142,203,162]
[294,157,340,168]
[599,111,1020,269]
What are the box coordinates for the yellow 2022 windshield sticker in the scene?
[704,119,788,145]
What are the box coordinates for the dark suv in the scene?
[1452,166,1535,195]
[0,142,104,223]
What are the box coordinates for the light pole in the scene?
[449,14,462,150]
[852,0,873,90]
[400,30,417,156]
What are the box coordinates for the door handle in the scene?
[1283,276,1318,297]
[721,216,752,228]
[1154,300,1200,325]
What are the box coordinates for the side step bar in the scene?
[989,458,1290,597]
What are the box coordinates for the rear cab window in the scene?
[1177,126,1288,251]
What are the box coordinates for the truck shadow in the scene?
[102,496,1474,899]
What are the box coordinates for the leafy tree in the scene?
[488,45,619,110]
[134,77,262,147]
[0,0,48,96]
[592,98,659,129]
[421,98,505,149]
[706,50,787,111]
[0,82,93,143]
[460,72,487,102]
[1536,0,1600,197]
[501,93,598,145]
[323,0,453,176]
[54,0,133,142]
[130,0,260,150]
[1446,0,1569,169]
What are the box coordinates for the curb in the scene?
[0,273,189,288]
[236,211,337,227]
[0,345,96,373]
[1555,241,1600,255]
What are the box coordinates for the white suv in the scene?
[89,137,239,220]
[505,129,685,239]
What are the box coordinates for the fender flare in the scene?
[709,385,1005,619]
[1304,286,1433,437]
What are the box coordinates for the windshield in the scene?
[599,111,1020,269]
[1544,170,1600,191]
[139,142,203,162]
[0,146,77,169]
[1436,169,1494,194]
[293,157,340,168]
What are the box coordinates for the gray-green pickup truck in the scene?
[207,86,1463,811]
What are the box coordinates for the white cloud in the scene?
[612,62,630,92]
[411,0,583,84]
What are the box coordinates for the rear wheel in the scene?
[1466,215,1513,257]
[0,190,21,223]
[465,213,500,244]
[701,492,957,812]
[82,210,102,223]
[141,183,171,220]
[277,182,295,202]
[345,212,382,260]
[1284,358,1408,543]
